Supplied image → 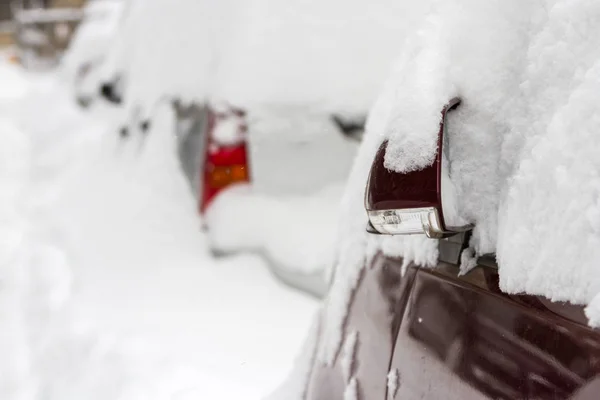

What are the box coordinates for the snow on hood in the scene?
[323,0,600,344]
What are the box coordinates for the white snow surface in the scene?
[0,63,317,399]
[110,0,425,122]
[211,114,245,146]
[60,0,125,83]
[205,183,341,277]
[245,107,359,196]
[375,0,600,313]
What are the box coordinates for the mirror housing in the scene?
[364,98,471,238]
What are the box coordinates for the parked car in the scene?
[164,97,359,297]
[110,0,405,297]
[271,97,600,400]
[199,106,360,297]
[169,99,250,216]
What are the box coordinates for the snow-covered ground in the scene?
[205,183,343,297]
[0,62,317,399]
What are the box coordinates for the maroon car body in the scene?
[305,252,600,400]
[300,101,600,400]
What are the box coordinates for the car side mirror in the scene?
[364,97,472,238]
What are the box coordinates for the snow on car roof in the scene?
[111,0,424,118]
[211,0,424,113]
[61,0,125,74]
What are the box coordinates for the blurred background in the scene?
[0,0,409,398]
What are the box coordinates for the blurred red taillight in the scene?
[199,105,250,214]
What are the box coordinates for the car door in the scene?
[388,259,600,400]
[305,254,418,400]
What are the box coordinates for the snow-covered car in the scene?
[60,0,125,108]
[161,97,358,296]
[199,107,359,297]
[103,0,411,297]
[159,0,412,297]
[271,1,600,398]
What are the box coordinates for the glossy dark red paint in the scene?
[305,255,600,400]
[392,259,600,400]
[365,141,439,209]
[365,98,460,231]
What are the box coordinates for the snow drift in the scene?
[0,62,318,399]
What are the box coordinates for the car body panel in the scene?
[173,101,209,198]
[306,254,600,400]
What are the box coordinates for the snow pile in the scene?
[205,183,343,296]
[110,0,220,119]
[246,107,359,196]
[0,112,34,400]
[0,71,205,400]
[108,0,424,121]
[212,0,428,113]
[0,63,31,101]
[60,0,125,82]
[0,64,317,399]
[48,89,318,399]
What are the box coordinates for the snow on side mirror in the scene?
[364,97,472,238]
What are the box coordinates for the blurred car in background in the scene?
[200,107,360,297]
[167,97,360,297]
[60,0,125,108]
[169,99,250,216]
[80,0,411,297]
